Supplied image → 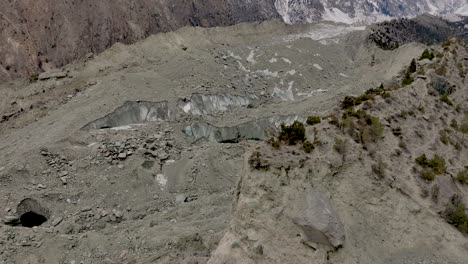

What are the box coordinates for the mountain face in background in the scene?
[275,0,468,24]
[0,0,467,83]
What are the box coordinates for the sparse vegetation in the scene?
[306,116,321,126]
[248,151,270,171]
[419,49,434,61]
[333,137,346,153]
[415,154,446,180]
[456,168,468,184]
[420,169,435,181]
[340,85,389,109]
[399,111,408,119]
[303,141,314,153]
[279,121,306,145]
[270,138,280,149]
[442,39,451,49]
[440,94,453,106]
[401,59,417,86]
[447,203,468,234]
[341,108,383,145]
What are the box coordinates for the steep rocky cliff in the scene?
[0,0,279,82]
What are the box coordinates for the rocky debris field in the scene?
[0,20,467,263]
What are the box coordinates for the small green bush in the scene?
[306,116,321,126]
[415,154,446,176]
[408,59,417,74]
[279,121,306,145]
[248,151,270,171]
[303,141,314,153]
[271,139,280,149]
[415,154,429,166]
[420,169,436,181]
[440,94,453,106]
[456,169,468,184]
[419,49,435,61]
[400,111,408,119]
[401,72,414,86]
[428,155,446,174]
[448,203,468,234]
[442,39,452,48]
[342,96,356,109]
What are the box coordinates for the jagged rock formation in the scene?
[368,14,468,49]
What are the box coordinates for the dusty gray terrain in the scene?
[0,20,467,263]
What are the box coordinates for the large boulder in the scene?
[289,189,345,249]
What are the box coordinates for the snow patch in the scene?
[247,50,256,64]
[282,58,292,64]
[287,70,297,76]
[313,64,323,71]
[256,69,279,78]
[156,174,167,189]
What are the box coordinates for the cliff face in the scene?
[0,0,279,82]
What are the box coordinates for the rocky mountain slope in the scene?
[275,0,468,24]
[1,0,467,83]
[0,19,467,263]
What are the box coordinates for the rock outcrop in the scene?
[289,189,345,249]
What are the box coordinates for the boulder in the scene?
[289,189,345,249]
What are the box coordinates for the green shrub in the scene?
[428,155,446,174]
[271,139,281,149]
[448,203,468,234]
[342,96,356,109]
[415,154,429,166]
[303,141,314,153]
[400,111,408,119]
[248,151,270,171]
[306,116,321,126]
[456,169,468,184]
[419,49,435,61]
[442,39,452,48]
[440,94,453,106]
[279,121,306,145]
[408,59,417,74]
[415,154,446,175]
[401,72,414,86]
[420,169,436,181]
